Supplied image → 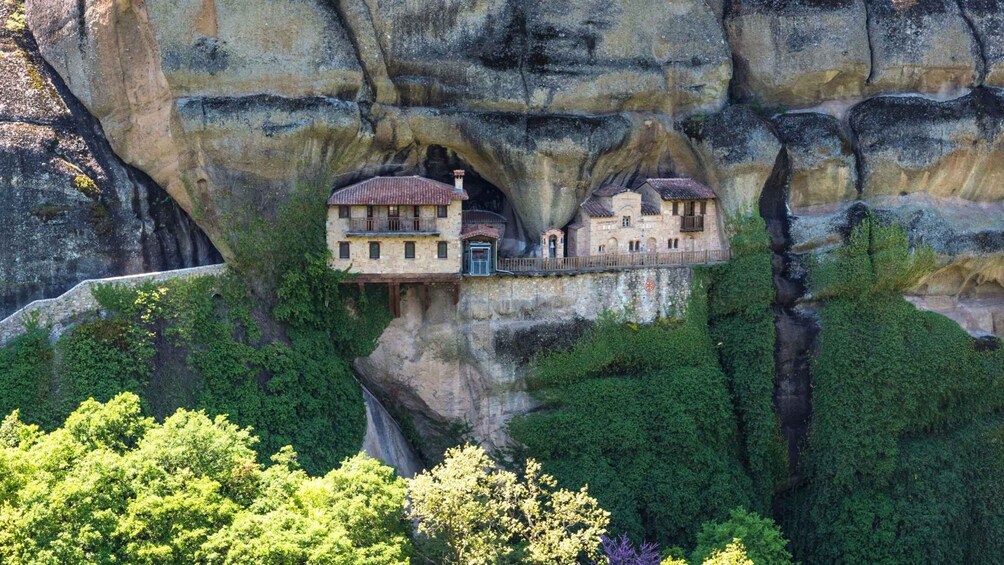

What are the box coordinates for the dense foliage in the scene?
[408,444,609,564]
[0,179,391,475]
[0,270,383,475]
[705,214,788,510]
[782,217,1004,563]
[690,508,792,565]
[508,285,754,549]
[0,393,411,564]
[509,214,786,550]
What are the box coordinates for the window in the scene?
[674,238,679,249]
[700,200,707,215]
[622,215,631,227]
[388,205,399,218]
[338,241,350,259]
[437,241,448,259]
[598,245,605,253]
[437,205,448,218]
[413,206,421,218]
[668,239,673,250]
[369,242,380,259]
[367,206,374,218]
[672,202,678,215]
[629,241,641,252]
[404,241,416,259]
[338,206,349,219]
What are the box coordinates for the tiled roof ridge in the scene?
[327,175,468,205]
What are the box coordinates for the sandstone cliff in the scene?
[0,1,219,318]
[13,0,1004,452]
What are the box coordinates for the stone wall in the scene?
[327,201,464,275]
[355,265,695,457]
[0,264,227,347]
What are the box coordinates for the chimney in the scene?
[453,169,465,193]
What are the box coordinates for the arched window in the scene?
[548,236,557,258]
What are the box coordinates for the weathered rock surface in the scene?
[725,0,871,108]
[23,0,734,250]
[775,112,858,210]
[958,0,1004,87]
[0,3,218,318]
[692,105,783,217]
[851,90,1004,202]
[355,268,693,455]
[865,0,979,97]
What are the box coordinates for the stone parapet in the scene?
[0,264,227,347]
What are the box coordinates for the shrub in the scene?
[780,216,1004,563]
[510,287,753,548]
[407,444,609,564]
[690,508,792,565]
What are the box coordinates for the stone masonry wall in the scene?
[355,265,695,456]
[0,264,226,347]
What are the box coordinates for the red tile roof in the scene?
[327,176,468,206]
[641,202,661,216]
[644,178,716,200]
[580,198,613,217]
[460,225,500,240]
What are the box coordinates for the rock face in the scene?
[0,3,218,318]
[694,105,783,216]
[355,268,693,456]
[775,113,857,211]
[18,0,1004,452]
[865,0,980,96]
[725,0,871,107]
[851,90,1004,202]
[23,0,732,250]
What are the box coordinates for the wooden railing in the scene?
[680,215,705,232]
[498,248,730,274]
[347,217,439,233]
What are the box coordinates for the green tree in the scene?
[407,444,609,564]
[690,508,792,565]
[701,540,755,565]
[0,393,411,564]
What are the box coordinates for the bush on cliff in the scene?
[0,177,391,475]
[508,284,754,549]
[705,214,788,511]
[509,213,786,550]
[0,393,412,564]
[0,267,388,476]
[782,217,1004,564]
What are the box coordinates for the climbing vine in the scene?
[782,217,1004,564]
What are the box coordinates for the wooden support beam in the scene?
[387,283,397,318]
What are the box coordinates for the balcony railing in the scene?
[346,217,439,234]
[498,248,730,274]
[680,215,705,232]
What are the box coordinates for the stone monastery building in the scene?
[326,171,723,280]
[566,178,722,257]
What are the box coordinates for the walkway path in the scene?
[0,264,227,347]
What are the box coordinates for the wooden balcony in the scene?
[346,217,439,235]
[680,215,705,232]
[498,248,730,274]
